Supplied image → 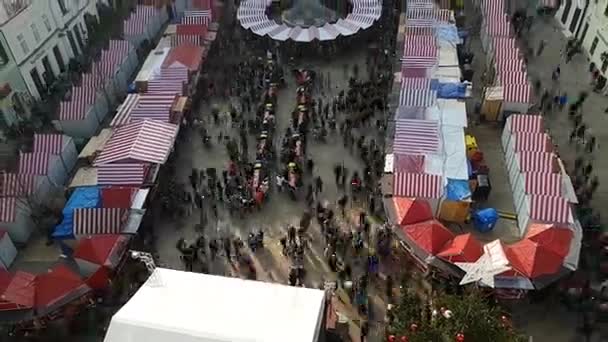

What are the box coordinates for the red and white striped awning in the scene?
[517,152,556,173]
[482,1,505,18]
[94,120,179,165]
[512,133,552,152]
[393,119,440,154]
[494,46,521,60]
[403,36,437,57]
[97,163,146,186]
[111,94,140,127]
[504,84,531,104]
[73,208,128,236]
[529,195,571,224]
[124,5,157,36]
[81,73,104,88]
[405,26,435,36]
[407,8,439,20]
[393,172,443,198]
[0,197,16,223]
[18,153,50,175]
[130,108,171,122]
[183,10,212,26]
[0,173,36,197]
[437,9,451,22]
[33,134,64,154]
[496,58,525,72]
[399,89,437,107]
[146,66,189,95]
[171,35,204,47]
[508,114,544,133]
[492,37,517,54]
[401,56,437,67]
[486,16,512,37]
[130,93,176,123]
[523,172,562,197]
[401,77,431,90]
[401,67,430,77]
[498,71,528,85]
[406,19,436,27]
[59,87,97,121]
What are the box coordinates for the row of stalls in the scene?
[0,1,218,329]
[383,0,473,272]
[383,0,579,296]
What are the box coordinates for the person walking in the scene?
[537,39,546,57]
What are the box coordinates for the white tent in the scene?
[0,230,17,269]
[104,269,326,342]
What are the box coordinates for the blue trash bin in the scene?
[473,208,499,233]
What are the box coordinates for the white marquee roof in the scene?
[104,268,326,342]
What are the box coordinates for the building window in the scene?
[30,67,45,97]
[31,23,41,42]
[605,3,608,16]
[66,30,79,56]
[17,34,29,55]
[602,59,608,74]
[0,43,8,65]
[57,0,68,14]
[42,15,52,32]
[590,37,599,56]
[53,46,66,72]
[73,25,84,50]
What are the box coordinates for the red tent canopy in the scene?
[34,265,91,315]
[0,271,35,311]
[526,223,573,258]
[505,239,564,278]
[73,235,129,269]
[402,219,454,255]
[162,45,205,71]
[437,233,483,263]
[101,187,135,209]
[393,197,433,226]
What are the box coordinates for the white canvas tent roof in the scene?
[104,269,326,342]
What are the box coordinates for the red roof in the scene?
[176,24,207,36]
[0,271,35,311]
[505,239,564,278]
[162,45,204,71]
[437,233,483,263]
[74,235,128,268]
[393,197,432,226]
[402,219,454,255]
[101,187,135,209]
[34,265,91,312]
[526,223,573,258]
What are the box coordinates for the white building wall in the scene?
[555,0,587,37]
[0,0,98,100]
[579,0,608,75]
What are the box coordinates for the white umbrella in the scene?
[294,28,312,42]
[237,9,265,20]
[308,26,319,41]
[346,14,374,29]
[333,19,359,36]
[317,23,339,41]
[268,24,291,41]
[455,253,510,288]
[289,27,303,41]
[240,15,267,29]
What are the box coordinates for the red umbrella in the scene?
[402,219,455,255]
[0,271,35,322]
[34,264,91,316]
[437,233,483,263]
[393,197,433,225]
[526,223,573,258]
[73,235,129,269]
[504,239,564,278]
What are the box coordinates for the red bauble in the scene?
[388,335,396,342]
[400,336,408,342]
[456,332,465,342]
[410,323,418,332]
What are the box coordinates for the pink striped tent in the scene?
[405,26,435,36]
[18,153,50,175]
[123,5,157,36]
[498,71,528,85]
[506,114,544,133]
[403,36,436,57]
[171,35,203,47]
[0,198,16,223]
[94,120,179,166]
[130,94,177,123]
[401,77,431,90]
[494,46,521,60]
[481,0,505,18]
[183,10,212,26]
[0,173,36,197]
[97,163,146,186]
[515,152,557,173]
[401,56,437,68]
[529,195,571,224]
[406,19,436,27]
[510,132,552,153]
[401,67,431,77]
[33,134,63,154]
[73,208,128,236]
[111,94,140,127]
[59,87,97,121]
[393,173,443,198]
[399,89,437,107]
[485,16,512,37]
[407,8,439,20]
[81,73,104,88]
[146,66,189,95]
[496,58,525,72]
[504,84,532,104]
[521,172,562,197]
[393,119,440,154]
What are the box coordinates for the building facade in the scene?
[576,0,608,75]
[0,0,98,126]
[555,0,589,38]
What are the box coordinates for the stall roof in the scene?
[135,47,171,83]
[162,45,205,71]
[79,128,114,159]
[103,269,325,342]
